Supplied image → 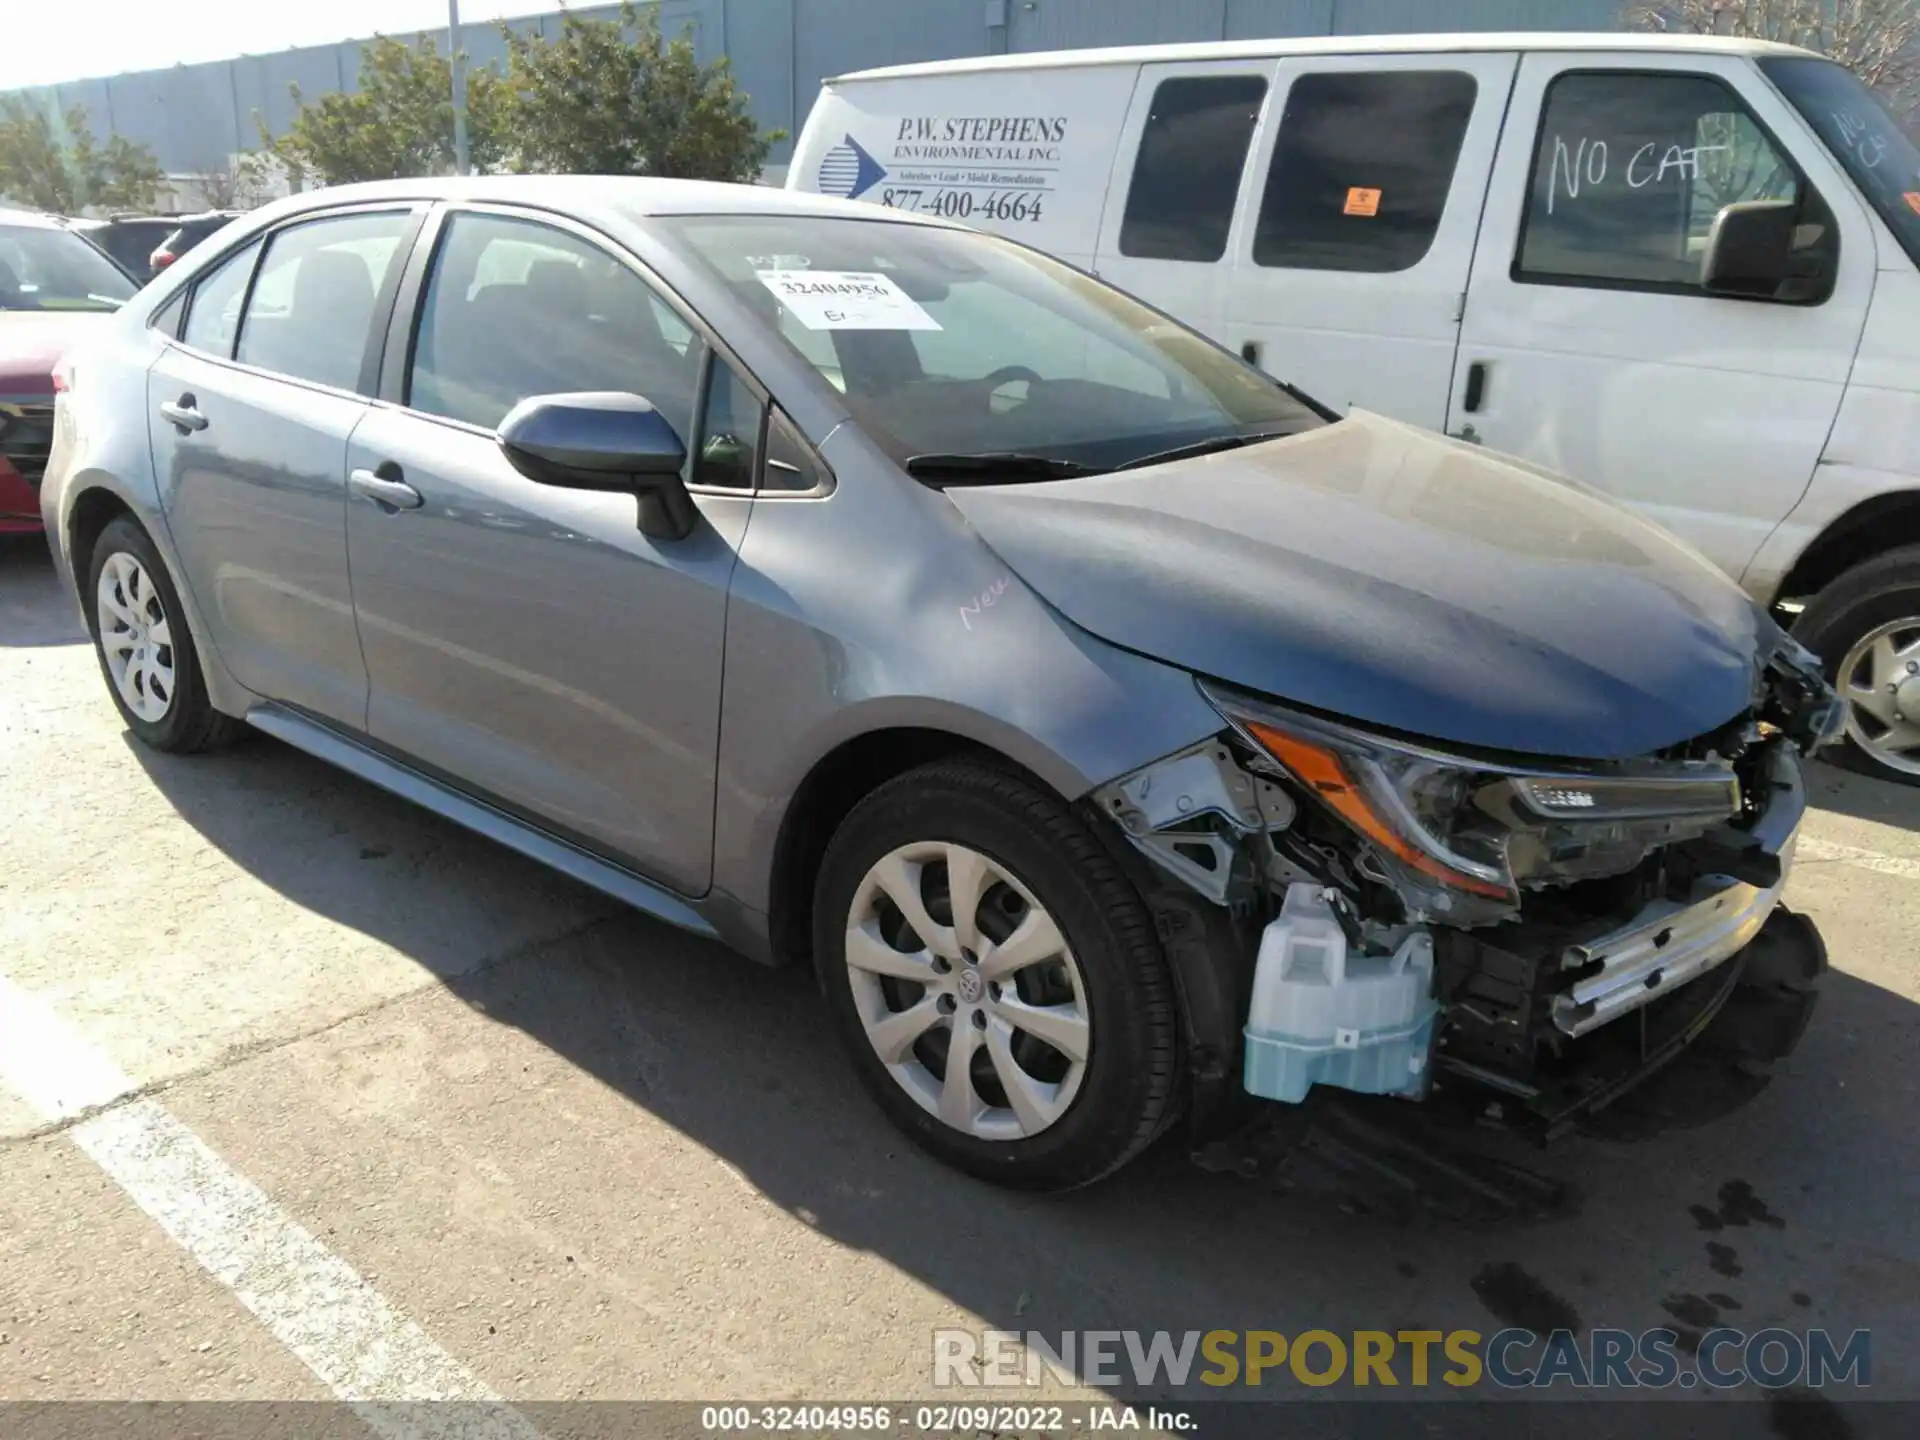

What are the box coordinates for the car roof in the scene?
[828,30,1819,83]
[0,207,65,231]
[253,176,946,229]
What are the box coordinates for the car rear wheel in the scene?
[813,759,1180,1190]
[1795,545,1920,787]
[86,516,244,753]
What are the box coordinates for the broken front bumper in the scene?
[1552,744,1806,1039]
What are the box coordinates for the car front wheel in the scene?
[86,516,244,753]
[814,759,1181,1190]
[1796,545,1920,787]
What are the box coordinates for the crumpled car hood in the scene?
[946,411,1768,762]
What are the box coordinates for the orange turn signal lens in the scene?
[1245,720,1511,900]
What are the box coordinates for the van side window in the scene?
[1252,70,1478,273]
[1515,71,1834,301]
[1119,75,1268,263]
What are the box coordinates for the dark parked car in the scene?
[40,178,1843,1190]
[66,215,177,279]
[148,211,244,277]
[68,211,242,281]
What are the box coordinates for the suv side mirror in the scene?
[498,391,697,540]
[1700,200,1800,299]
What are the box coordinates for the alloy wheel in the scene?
[95,551,176,724]
[1838,617,1920,779]
[844,841,1091,1141]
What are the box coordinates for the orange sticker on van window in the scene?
[1905,191,1920,215]
[1344,187,1382,217]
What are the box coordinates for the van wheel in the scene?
[86,517,245,754]
[813,759,1181,1190]
[1794,545,1920,787]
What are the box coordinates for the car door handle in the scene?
[159,397,207,433]
[349,466,423,511]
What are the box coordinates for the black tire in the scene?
[813,759,1181,1190]
[1794,545,1920,787]
[85,516,245,754]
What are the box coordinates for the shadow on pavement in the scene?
[1806,761,1920,830]
[125,732,1920,1430]
[0,534,83,648]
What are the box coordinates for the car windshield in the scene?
[0,224,137,312]
[656,214,1324,473]
[1760,56,1920,269]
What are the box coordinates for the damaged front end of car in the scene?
[1091,631,1844,1142]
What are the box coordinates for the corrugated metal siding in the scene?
[1008,0,1231,53]
[1010,0,1618,49]
[791,0,992,101]
[1223,1,1338,40]
[0,0,1629,181]
[1330,0,1620,33]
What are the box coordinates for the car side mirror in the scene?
[497,391,698,540]
[1701,200,1800,299]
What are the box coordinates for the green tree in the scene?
[266,33,510,185]
[502,2,782,181]
[1625,1,1920,108]
[0,97,166,213]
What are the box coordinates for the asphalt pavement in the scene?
[3,531,1918,1437]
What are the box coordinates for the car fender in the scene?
[707,428,1225,922]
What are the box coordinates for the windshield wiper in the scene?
[905,452,1104,484]
[1115,426,1305,472]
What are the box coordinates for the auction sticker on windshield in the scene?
[757,269,942,330]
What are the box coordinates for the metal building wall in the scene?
[0,0,1625,182]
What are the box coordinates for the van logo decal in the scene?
[818,134,888,200]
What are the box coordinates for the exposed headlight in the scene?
[1201,682,1743,921]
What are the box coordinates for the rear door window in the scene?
[1252,70,1479,273]
[181,238,263,357]
[1119,75,1269,262]
[235,212,412,390]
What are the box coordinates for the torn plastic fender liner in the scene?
[1097,741,1442,1107]
[1093,739,1297,903]
[1242,884,1439,1104]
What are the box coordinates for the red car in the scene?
[1,211,136,534]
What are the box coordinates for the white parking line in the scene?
[1798,835,1920,882]
[0,973,540,1440]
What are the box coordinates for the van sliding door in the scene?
[1223,52,1519,430]
[1092,60,1279,346]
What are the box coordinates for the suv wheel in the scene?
[86,516,244,753]
[814,760,1180,1190]
[1796,545,1920,786]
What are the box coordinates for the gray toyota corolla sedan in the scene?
[43,177,1843,1190]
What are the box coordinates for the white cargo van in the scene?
[790,33,1920,785]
